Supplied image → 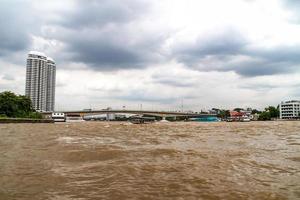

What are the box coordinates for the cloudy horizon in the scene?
[1,0,300,111]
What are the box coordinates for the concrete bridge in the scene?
[41,109,216,120]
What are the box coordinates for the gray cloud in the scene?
[241,82,300,91]
[1,0,300,79]
[44,0,167,70]
[173,29,300,77]
[58,0,149,29]
[248,45,300,63]
[48,5,300,76]
[2,0,300,110]
[229,45,300,76]
[62,30,167,70]
[230,62,289,77]
[174,29,247,65]
[152,74,196,88]
[153,79,195,88]
[0,0,32,56]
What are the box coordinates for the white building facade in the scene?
[46,58,56,111]
[25,51,56,112]
[279,100,300,119]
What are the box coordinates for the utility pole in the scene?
[181,99,184,112]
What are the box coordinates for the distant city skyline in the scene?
[1,0,300,110]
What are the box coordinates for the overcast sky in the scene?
[1,0,300,111]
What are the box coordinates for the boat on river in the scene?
[51,113,66,122]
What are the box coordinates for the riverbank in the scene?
[0,118,54,123]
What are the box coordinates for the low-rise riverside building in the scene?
[279,100,300,119]
[228,111,251,122]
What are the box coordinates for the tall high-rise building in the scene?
[25,51,56,112]
[46,57,56,111]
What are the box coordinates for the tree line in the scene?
[0,91,42,119]
[214,106,280,121]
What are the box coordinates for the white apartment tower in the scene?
[46,57,56,111]
[25,51,56,112]
[279,100,300,119]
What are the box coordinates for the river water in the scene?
[0,121,299,200]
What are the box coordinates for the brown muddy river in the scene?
[0,121,300,200]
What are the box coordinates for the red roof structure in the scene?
[230,111,245,117]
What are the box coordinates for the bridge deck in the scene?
[42,110,216,117]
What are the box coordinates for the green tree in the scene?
[217,110,231,119]
[266,106,279,118]
[258,106,279,121]
[233,108,243,112]
[0,91,18,117]
[258,111,271,120]
[28,112,43,119]
[251,109,261,114]
[0,91,41,118]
